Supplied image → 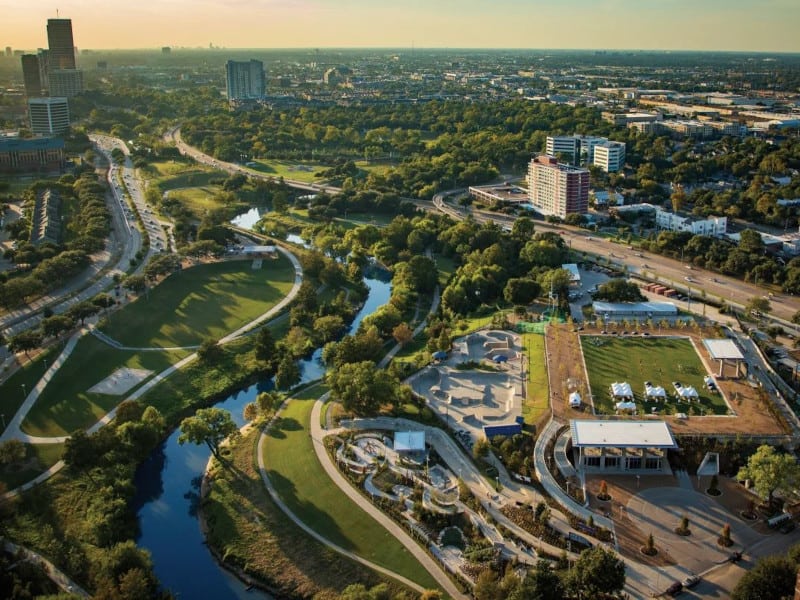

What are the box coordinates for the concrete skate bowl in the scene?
[445,371,516,420]
[414,366,441,390]
[485,348,518,362]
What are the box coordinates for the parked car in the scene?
[666,581,683,596]
[682,575,701,589]
[780,520,796,534]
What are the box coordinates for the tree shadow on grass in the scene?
[266,469,356,552]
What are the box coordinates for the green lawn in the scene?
[149,160,223,190]
[262,386,440,591]
[0,443,64,490]
[248,159,327,183]
[0,348,58,435]
[435,255,457,288]
[522,333,549,425]
[99,258,295,348]
[581,336,729,416]
[20,335,184,437]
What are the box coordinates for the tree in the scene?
[566,546,626,599]
[504,278,541,305]
[732,555,797,600]
[0,439,26,466]
[737,444,800,505]
[510,560,563,600]
[792,310,800,325]
[63,429,98,476]
[745,296,771,318]
[326,361,398,416]
[8,329,43,357]
[178,407,240,461]
[594,279,645,303]
[122,274,146,293]
[274,354,301,390]
[197,338,223,364]
[473,437,490,459]
[254,327,277,364]
[243,402,259,422]
[65,300,101,325]
[392,322,414,346]
[41,314,74,339]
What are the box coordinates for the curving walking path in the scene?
[1,247,303,478]
[256,416,439,597]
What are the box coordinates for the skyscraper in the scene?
[225,60,265,100]
[47,19,76,70]
[527,155,589,218]
[21,54,43,97]
[48,69,84,98]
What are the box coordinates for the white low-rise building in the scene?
[593,141,626,173]
[655,207,727,237]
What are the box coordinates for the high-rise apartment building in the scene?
[593,141,627,173]
[225,60,265,100]
[28,97,70,135]
[527,155,589,218]
[46,19,76,70]
[21,54,43,97]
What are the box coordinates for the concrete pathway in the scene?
[3,540,89,597]
[0,246,303,489]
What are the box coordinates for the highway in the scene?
[0,136,147,340]
[431,190,800,328]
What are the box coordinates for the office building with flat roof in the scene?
[47,18,76,70]
[546,134,607,166]
[225,59,265,100]
[21,54,43,97]
[28,97,70,135]
[0,136,65,174]
[593,141,626,173]
[48,69,84,97]
[527,155,589,218]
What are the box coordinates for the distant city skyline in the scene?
[3,1,800,53]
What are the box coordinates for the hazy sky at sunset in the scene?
[3,0,799,52]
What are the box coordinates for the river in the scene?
[132,248,391,599]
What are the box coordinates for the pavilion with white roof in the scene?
[702,339,746,378]
[570,420,678,474]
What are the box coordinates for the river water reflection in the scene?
[133,271,390,599]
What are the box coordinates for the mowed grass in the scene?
[262,386,440,591]
[99,258,295,348]
[248,159,327,183]
[204,427,402,598]
[581,336,729,416]
[149,160,223,190]
[0,348,58,435]
[522,333,549,425]
[21,335,184,437]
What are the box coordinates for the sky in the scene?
[2,0,800,53]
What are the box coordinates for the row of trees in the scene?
[0,169,110,309]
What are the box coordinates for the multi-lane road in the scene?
[432,191,800,327]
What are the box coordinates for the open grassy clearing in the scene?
[205,426,408,598]
[0,347,59,435]
[581,336,729,416]
[20,335,184,437]
[0,443,64,490]
[522,333,549,425]
[435,255,457,287]
[148,160,224,189]
[262,385,440,591]
[248,159,327,183]
[99,258,295,348]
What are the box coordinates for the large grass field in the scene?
[522,333,549,425]
[20,335,185,437]
[262,386,441,591]
[581,336,730,416]
[99,258,295,348]
[0,348,59,436]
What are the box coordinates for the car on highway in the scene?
[685,276,694,282]
[665,581,682,596]
[682,575,701,589]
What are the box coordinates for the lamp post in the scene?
[1,414,5,429]
[21,383,26,399]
